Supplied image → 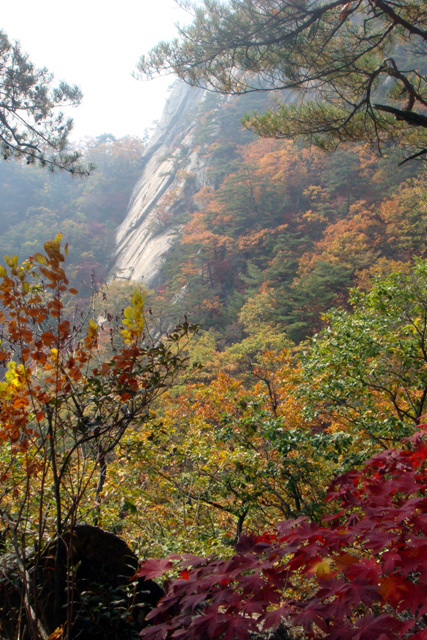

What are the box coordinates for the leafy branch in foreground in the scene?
[139,0,427,158]
[0,235,196,638]
[0,30,90,174]
[137,427,427,640]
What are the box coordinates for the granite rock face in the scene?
[112,81,219,288]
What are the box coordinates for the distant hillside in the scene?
[0,135,145,296]
[109,81,423,344]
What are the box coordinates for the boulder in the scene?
[0,524,164,640]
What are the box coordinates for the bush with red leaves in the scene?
[136,428,427,640]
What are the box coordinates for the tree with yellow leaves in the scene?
[0,237,196,639]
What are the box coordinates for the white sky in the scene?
[1,0,187,140]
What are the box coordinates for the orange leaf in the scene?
[379,576,410,606]
[58,320,70,338]
[48,626,64,640]
[32,351,47,364]
[13,398,28,409]
[69,367,82,381]
[41,331,57,346]
[335,553,359,571]
[101,363,110,376]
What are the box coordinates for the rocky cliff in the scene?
[110,81,294,289]
[112,81,215,287]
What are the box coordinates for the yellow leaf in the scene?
[310,557,334,579]
[49,627,63,640]
[4,254,18,268]
[33,253,47,265]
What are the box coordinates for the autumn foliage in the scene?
[0,236,196,638]
[137,428,427,640]
[157,134,422,342]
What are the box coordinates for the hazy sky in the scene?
[1,0,187,140]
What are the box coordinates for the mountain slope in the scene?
[110,82,423,343]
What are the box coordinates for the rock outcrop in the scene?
[112,81,216,287]
[0,525,164,640]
